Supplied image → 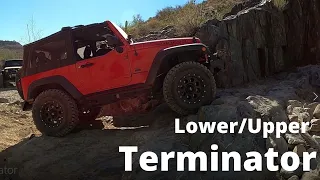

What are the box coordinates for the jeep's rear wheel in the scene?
[163,61,216,115]
[32,89,79,137]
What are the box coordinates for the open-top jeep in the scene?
[17,21,217,137]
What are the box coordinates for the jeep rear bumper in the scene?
[22,101,32,111]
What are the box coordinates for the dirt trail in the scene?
[0,89,38,151]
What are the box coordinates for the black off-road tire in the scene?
[32,89,80,137]
[163,61,216,115]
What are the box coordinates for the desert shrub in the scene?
[155,6,180,23]
[173,1,206,36]
[144,18,166,31]
[122,0,245,38]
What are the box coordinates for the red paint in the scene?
[21,21,201,100]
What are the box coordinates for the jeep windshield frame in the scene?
[110,21,128,41]
[4,60,23,67]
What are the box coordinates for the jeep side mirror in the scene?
[115,47,124,54]
[127,34,133,43]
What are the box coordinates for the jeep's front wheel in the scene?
[163,61,216,115]
[32,89,79,137]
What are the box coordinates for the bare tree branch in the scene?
[21,15,42,44]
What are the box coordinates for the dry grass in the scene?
[0,89,39,151]
[123,0,244,38]
[0,48,23,61]
[0,104,38,151]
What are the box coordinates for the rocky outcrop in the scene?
[203,0,286,87]
[196,0,320,88]
[138,0,320,88]
[134,26,177,42]
[187,65,320,180]
[283,0,320,67]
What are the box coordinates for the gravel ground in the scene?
[0,88,38,151]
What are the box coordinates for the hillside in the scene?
[123,0,245,38]
[0,40,23,61]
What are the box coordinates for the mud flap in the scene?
[22,101,32,111]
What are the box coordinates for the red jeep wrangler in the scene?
[16,21,217,137]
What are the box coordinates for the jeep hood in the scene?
[131,37,200,50]
[3,66,22,70]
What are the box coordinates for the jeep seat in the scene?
[83,45,93,59]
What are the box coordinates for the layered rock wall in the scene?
[197,0,320,87]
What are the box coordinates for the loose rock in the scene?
[280,163,304,179]
[285,133,306,145]
[288,175,299,180]
[288,115,299,122]
[300,112,312,122]
[312,135,320,143]
[301,172,320,180]
[287,100,303,108]
[310,119,320,132]
[266,134,288,156]
[287,105,294,115]
[313,104,320,119]
[293,144,307,157]
[308,102,319,114]
[0,98,9,103]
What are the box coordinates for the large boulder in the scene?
[196,0,320,88]
[197,0,286,87]
[188,95,281,180]
[284,0,320,67]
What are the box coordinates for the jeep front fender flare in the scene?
[27,76,83,100]
[146,43,211,85]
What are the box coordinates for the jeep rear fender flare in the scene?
[27,76,83,100]
[146,43,210,85]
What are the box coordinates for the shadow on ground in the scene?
[0,104,187,180]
